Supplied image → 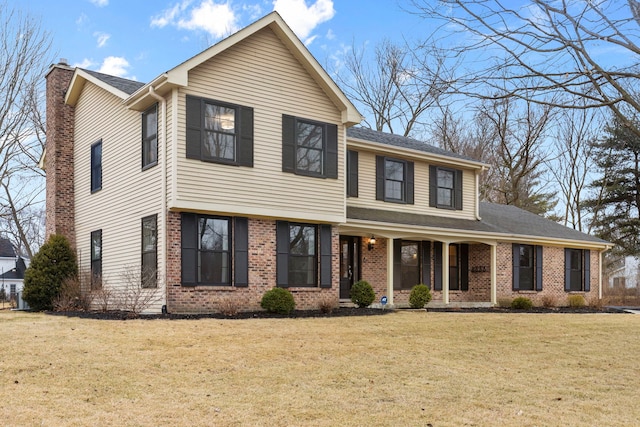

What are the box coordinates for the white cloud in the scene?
[89,0,109,7]
[98,56,130,77]
[272,0,334,40]
[73,58,95,69]
[94,32,110,48]
[151,0,238,39]
[243,3,263,20]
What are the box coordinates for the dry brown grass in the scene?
[1,310,639,426]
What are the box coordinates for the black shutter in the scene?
[186,96,202,159]
[347,150,359,197]
[319,224,332,288]
[584,249,590,292]
[421,241,431,289]
[434,241,443,291]
[429,165,437,207]
[454,169,463,210]
[512,243,520,291]
[460,244,469,291]
[181,213,197,286]
[564,248,571,292]
[376,156,385,200]
[536,245,543,291]
[282,115,295,173]
[406,161,415,204]
[237,106,254,167]
[276,221,290,287]
[393,239,402,290]
[325,124,338,179]
[234,217,249,287]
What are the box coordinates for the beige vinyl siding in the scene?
[348,149,477,220]
[172,27,345,223]
[74,82,164,311]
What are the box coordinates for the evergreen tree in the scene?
[586,118,640,256]
[22,234,77,311]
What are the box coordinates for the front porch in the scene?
[339,233,498,308]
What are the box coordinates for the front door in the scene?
[340,236,360,299]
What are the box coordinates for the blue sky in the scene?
[14,0,427,83]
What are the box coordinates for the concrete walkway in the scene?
[606,306,640,314]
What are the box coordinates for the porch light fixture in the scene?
[368,236,376,251]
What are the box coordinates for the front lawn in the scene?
[0,310,638,426]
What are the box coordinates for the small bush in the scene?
[217,298,241,317]
[350,280,375,308]
[497,298,512,308]
[23,234,78,311]
[511,297,533,310]
[409,284,432,309]
[53,274,93,312]
[540,294,558,308]
[318,294,337,314]
[261,288,295,314]
[568,294,586,308]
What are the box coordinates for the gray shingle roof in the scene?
[347,202,608,245]
[0,238,16,257]
[80,69,145,95]
[347,127,479,163]
[0,257,26,280]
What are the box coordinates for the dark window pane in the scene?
[437,188,452,206]
[385,159,405,201]
[204,131,235,160]
[289,255,316,286]
[437,168,454,207]
[401,241,420,289]
[296,122,323,149]
[199,252,230,284]
[199,218,229,251]
[91,142,102,192]
[518,245,534,291]
[290,225,316,255]
[295,121,324,173]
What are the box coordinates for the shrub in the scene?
[568,294,586,308]
[409,284,432,309]
[318,294,337,314]
[511,297,533,310]
[53,274,93,312]
[23,234,78,311]
[217,297,241,317]
[540,294,558,308]
[497,298,512,308]
[350,280,375,308]
[261,288,295,314]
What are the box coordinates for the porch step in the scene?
[339,299,356,308]
[426,301,494,309]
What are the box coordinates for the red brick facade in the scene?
[166,212,340,314]
[44,63,76,248]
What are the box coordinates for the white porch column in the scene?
[442,241,450,305]
[386,237,394,307]
[490,244,497,305]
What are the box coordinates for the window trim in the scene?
[288,223,318,287]
[436,167,455,209]
[376,156,414,204]
[90,140,102,193]
[565,248,590,292]
[141,215,157,289]
[198,215,232,286]
[91,229,102,290]
[512,244,543,291]
[142,104,158,170]
[429,165,463,210]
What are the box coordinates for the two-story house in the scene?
[44,12,610,314]
[0,237,27,303]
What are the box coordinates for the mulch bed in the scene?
[44,305,628,321]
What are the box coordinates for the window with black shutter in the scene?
[512,244,543,291]
[276,221,332,288]
[347,150,358,197]
[565,248,590,292]
[429,165,462,210]
[376,156,414,204]
[185,95,253,166]
[282,115,338,179]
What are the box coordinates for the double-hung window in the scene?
[276,221,332,288]
[91,140,102,193]
[198,216,231,285]
[282,115,338,178]
[288,224,317,286]
[186,96,254,166]
[141,215,157,288]
[376,156,414,204]
[565,248,590,292]
[142,104,158,169]
[512,244,543,291]
[429,166,463,210]
[91,230,102,289]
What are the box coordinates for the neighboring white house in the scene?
[606,255,640,290]
[0,237,28,302]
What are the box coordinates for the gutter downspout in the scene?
[148,86,167,312]
[475,166,485,221]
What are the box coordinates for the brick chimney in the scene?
[44,59,76,248]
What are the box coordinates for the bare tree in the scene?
[547,105,603,231]
[409,0,640,138]
[335,38,457,137]
[0,3,53,257]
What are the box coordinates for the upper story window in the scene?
[429,165,463,210]
[376,156,414,204]
[347,150,358,197]
[564,248,590,292]
[282,115,338,179]
[142,104,158,169]
[91,140,102,193]
[186,95,254,167]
